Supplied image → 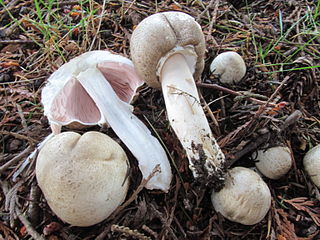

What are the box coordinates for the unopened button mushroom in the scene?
[211,167,271,225]
[303,144,320,188]
[210,51,246,84]
[36,131,129,227]
[252,146,292,179]
[130,11,226,189]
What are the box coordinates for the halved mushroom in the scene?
[41,50,172,192]
[36,131,129,227]
[42,50,144,134]
[210,51,246,84]
[130,11,226,188]
[211,167,271,225]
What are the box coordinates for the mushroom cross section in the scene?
[41,50,172,192]
[42,50,144,134]
[130,11,226,188]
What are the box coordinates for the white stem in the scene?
[160,53,225,187]
[77,67,172,192]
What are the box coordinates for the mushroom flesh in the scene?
[211,167,271,225]
[252,146,292,179]
[130,11,226,188]
[303,144,320,188]
[42,50,144,134]
[36,131,129,227]
[41,50,172,192]
[210,51,246,84]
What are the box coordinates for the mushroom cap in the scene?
[130,11,206,88]
[41,50,144,130]
[210,51,246,84]
[36,131,129,226]
[211,167,271,225]
[303,144,320,188]
[253,146,292,180]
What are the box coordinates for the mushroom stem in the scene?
[160,53,225,188]
[77,67,172,192]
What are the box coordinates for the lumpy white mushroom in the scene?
[36,131,129,227]
[210,51,246,84]
[211,167,271,225]
[130,11,226,188]
[303,144,320,188]
[252,146,292,179]
[41,50,172,192]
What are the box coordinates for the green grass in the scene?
[246,2,320,74]
[0,0,99,64]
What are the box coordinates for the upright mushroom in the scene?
[36,131,129,226]
[40,51,172,192]
[130,11,226,188]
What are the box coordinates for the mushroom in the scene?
[41,50,172,192]
[252,146,292,179]
[210,51,246,84]
[36,131,129,226]
[42,50,144,134]
[130,11,226,188]
[211,167,271,225]
[303,144,320,188]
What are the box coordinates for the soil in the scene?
[0,0,319,239]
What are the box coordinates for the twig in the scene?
[196,82,277,106]
[111,224,151,240]
[227,132,271,167]
[253,76,291,119]
[89,0,107,50]
[16,104,29,133]
[207,0,220,41]
[109,164,161,220]
[199,93,221,136]
[142,225,158,239]
[0,130,37,145]
[150,204,178,240]
[0,39,35,44]
[196,0,215,22]
[95,165,161,240]
[0,146,33,175]
[15,207,45,240]
[227,110,302,167]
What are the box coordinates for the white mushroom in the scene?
[41,50,172,192]
[130,11,226,188]
[211,167,271,225]
[252,146,292,179]
[36,131,129,227]
[210,51,246,84]
[42,50,144,134]
[303,144,320,188]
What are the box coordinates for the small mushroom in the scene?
[210,51,246,84]
[130,11,226,188]
[303,144,320,188]
[252,146,292,179]
[36,131,129,227]
[41,50,172,192]
[211,167,271,225]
